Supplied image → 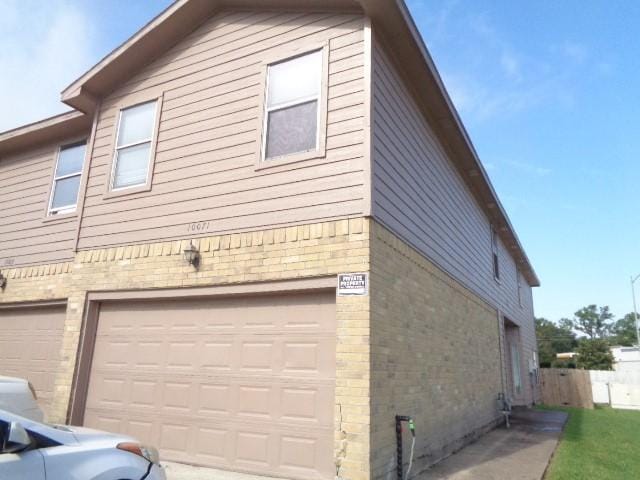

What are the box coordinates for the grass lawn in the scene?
[541,405,640,479]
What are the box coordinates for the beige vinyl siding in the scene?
[371,38,537,399]
[78,11,366,250]
[0,143,82,267]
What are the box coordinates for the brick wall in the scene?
[369,222,503,479]
[1,217,533,479]
[0,262,72,303]
[0,218,371,480]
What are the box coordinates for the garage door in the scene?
[0,304,66,417]
[83,291,336,479]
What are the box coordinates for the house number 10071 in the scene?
[187,221,211,233]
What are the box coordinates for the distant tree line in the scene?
[536,305,638,371]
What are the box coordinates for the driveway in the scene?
[418,409,568,480]
[162,462,283,480]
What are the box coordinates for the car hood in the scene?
[0,376,28,384]
[1,410,140,450]
[61,424,137,446]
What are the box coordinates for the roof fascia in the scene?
[0,111,91,157]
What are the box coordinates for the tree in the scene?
[610,313,638,347]
[535,317,578,367]
[576,338,614,370]
[551,358,577,369]
[572,305,614,339]
[558,317,575,332]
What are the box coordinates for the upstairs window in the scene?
[262,49,323,161]
[517,269,523,307]
[49,141,86,215]
[111,100,158,190]
[491,227,500,281]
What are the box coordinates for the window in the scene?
[532,351,539,385]
[111,100,158,190]
[49,141,86,215]
[511,343,522,395]
[262,49,323,161]
[491,227,500,281]
[517,269,523,307]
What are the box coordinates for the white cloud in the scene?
[505,160,552,177]
[500,50,522,82]
[410,2,598,126]
[0,0,97,132]
[407,0,461,47]
[442,72,545,121]
[559,41,589,64]
[483,161,496,171]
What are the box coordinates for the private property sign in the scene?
[338,273,368,296]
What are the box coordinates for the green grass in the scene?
[540,405,640,479]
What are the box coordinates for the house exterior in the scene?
[612,346,640,371]
[0,1,540,479]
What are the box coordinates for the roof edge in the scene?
[60,0,217,112]
[0,110,91,156]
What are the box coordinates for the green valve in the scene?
[408,419,415,435]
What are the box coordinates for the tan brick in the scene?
[3,218,374,478]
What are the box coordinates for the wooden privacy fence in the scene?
[540,368,594,409]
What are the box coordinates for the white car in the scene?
[0,409,166,480]
[0,376,44,422]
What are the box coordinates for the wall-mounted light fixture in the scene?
[183,242,200,269]
[0,271,6,290]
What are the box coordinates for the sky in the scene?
[0,1,638,322]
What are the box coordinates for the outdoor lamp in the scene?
[183,242,200,268]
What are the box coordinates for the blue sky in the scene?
[1,1,637,321]
[407,0,640,322]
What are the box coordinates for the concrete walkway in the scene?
[418,409,568,480]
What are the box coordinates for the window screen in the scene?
[112,101,157,190]
[491,228,500,280]
[49,142,86,214]
[263,50,322,160]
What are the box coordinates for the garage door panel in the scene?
[84,292,336,479]
[91,334,335,378]
[85,407,334,476]
[202,341,234,370]
[88,373,334,425]
[131,379,159,408]
[196,426,230,462]
[198,384,232,415]
[91,339,131,368]
[98,293,336,335]
[280,386,334,425]
[83,410,124,434]
[0,305,65,418]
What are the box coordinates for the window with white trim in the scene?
[517,269,523,307]
[263,50,323,160]
[49,141,86,215]
[491,227,500,281]
[111,100,158,190]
